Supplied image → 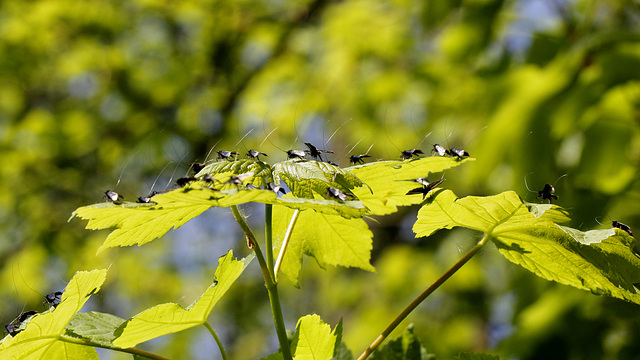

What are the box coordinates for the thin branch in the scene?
[357,234,491,360]
[204,321,228,360]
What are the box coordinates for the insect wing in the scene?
[432,144,447,156]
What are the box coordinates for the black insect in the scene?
[176,176,197,187]
[406,178,445,199]
[304,142,333,161]
[447,148,470,158]
[190,162,206,174]
[267,183,286,195]
[432,144,447,157]
[613,221,633,236]
[5,310,38,336]
[44,291,63,308]
[246,149,268,160]
[350,154,372,165]
[537,184,558,203]
[401,149,424,160]
[137,193,157,204]
[287,149,309,159]
[105,190,124,204]
[202,174,216,184]
[326,187,352,201]
[217,151,239,160]
[225,172,255,186]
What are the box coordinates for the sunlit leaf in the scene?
[290,314,341,360]
[414,190,640,304]
[112,251,252,348]
[273,159,365,198]
[349,156,472,215]
[71,187,275,253]
[0,270,107,359]
[199,158,272,187]
[273,205,375,286]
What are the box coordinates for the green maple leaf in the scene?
[413,190,640,304]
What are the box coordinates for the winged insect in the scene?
[176,176,197,187]
[432,144,447,157]
[105,190,124,204]
[326,187,352,201]
[350,154,372,165]
[267,182,286,195]
[406,177,445,199]
[44,291,63,308]
[401,149,424,160]
[5,310,38,336]
[217,151,239,160]
[537,184,558,203]
[447,148,470,158]
[612,221,633,236]
[286,149,308,160]
[225,172,255,186]
[304,142,333,161]
[247,149,268,160]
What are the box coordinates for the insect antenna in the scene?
[523,172,537,193]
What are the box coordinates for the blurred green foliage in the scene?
[1,0,640,358]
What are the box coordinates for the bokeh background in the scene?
[1,0,640,359]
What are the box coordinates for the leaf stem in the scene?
[265,204,275,276]
[356,234,491,360]
[58,335,170,360]
[231,205,293,360]
[204,321,228,360]
[274,209,300,280]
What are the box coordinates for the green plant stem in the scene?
[231,205,293,360]
[357,234,491,360]
[58,335,169,360]
[265,204,275,277]
[204,321,228,360]
[274,209,300,280]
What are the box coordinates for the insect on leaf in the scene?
[349,157,473,215]
[273,160,364,199]
[71,187,276,253]
[0,269,107,359]
[112,251,252,348]
[414,190,640,304]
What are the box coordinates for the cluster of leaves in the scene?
[3,152,639,359]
